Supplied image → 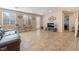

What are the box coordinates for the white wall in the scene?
[69,13,75,32]
[36,16,41,29]
[43,10,63,32]
[75,12,79,37]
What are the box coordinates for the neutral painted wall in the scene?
[69,13,75,32]
[0,8,77,32]
[43,10,63,32]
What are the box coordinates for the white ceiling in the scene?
[2,7,79,15]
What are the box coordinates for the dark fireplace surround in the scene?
[47,23,57,32]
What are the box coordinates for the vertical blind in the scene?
[3,11,16,25]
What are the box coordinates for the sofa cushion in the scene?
[0,34,20,48]
[0,28,5,34]
[4,30,16,36]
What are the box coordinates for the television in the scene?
[47,23,54,27]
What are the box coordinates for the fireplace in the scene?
[47,23,54,28]
[47,23,57,31]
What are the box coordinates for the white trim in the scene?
[68,16,70,31]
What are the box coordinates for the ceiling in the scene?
[2,7,79,15]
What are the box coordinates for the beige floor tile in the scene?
[20,30,79,51]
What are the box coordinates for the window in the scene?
[28,16,32,26]
[3,12,9,25]
[23,15,28,25]
[3,11,16,25]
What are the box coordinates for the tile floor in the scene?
[20,30,79,51]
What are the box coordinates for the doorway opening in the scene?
[64,16,69,32]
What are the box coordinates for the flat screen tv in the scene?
[47,23,54,27]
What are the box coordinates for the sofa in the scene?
[0,30,21,51]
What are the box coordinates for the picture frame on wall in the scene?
[48,16,56,21]
[53,17,56,20]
